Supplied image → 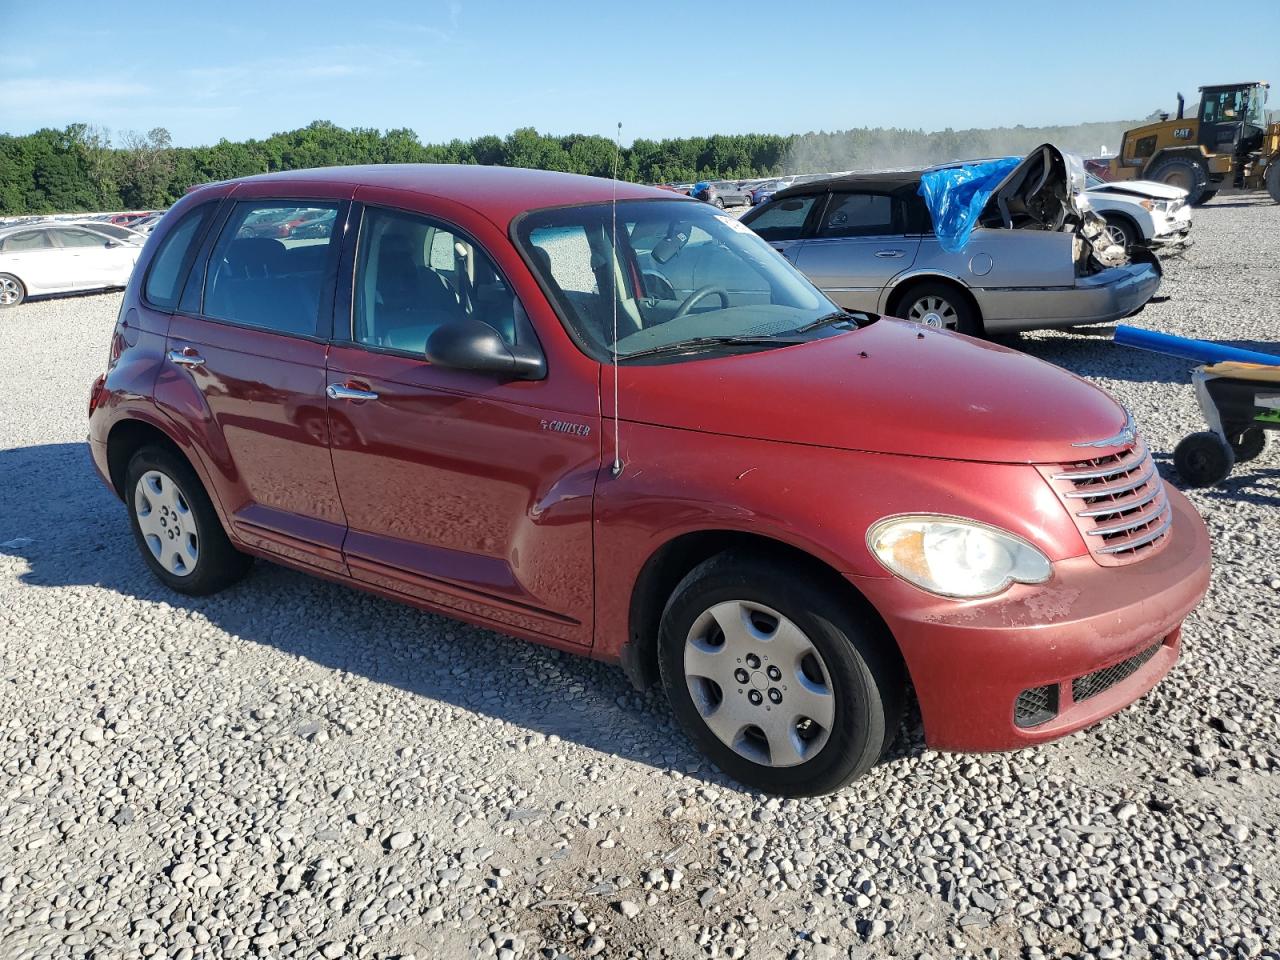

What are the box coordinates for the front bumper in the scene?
[977,262,1162,334]
[850,485,1211,752]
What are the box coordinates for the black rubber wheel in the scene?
[1147,156,1210,205]
[1102,214,1138,249]
[1173,432,1235,487]
[1228,425,1267,463]
[657,552,904,796]
[897,280,983,337]
[713,197,725,209]
[1198,189,1219,204]
[0,273,25,308]
[125,445,253,595]
[1267,164,1280,204]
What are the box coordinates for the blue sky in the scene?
[2,0,1277,146]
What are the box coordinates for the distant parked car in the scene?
[690,181,721,206]
[110,212,155,226]
[72,221,148,245]
[750,178,795,206]
[0,223,141,307]
[740,144,1160,336]
[710,180,752,207]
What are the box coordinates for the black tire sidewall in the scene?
[125,446,248,595]
[657,554,901,796]
[1174,432,1235,487]
[1229,426,1267,463]
[1150,157,1208,205]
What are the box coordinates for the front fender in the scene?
[591,421,1084,663]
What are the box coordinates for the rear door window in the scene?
[202,201,340,337]
[816,193,898,238]
[50,228,111,248]
[744,196,818,241]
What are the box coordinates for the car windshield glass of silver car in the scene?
[516,199,845,361]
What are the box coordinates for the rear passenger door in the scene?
[791,191,920,311]
[157,195,353,573]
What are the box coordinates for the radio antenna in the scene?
[609,120,623,477]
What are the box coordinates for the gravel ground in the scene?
[1,196,1278,960]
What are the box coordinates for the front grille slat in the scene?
[1040,435,1172,567]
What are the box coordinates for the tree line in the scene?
[0,118,1139,215]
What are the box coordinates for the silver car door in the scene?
[792,191,920,312]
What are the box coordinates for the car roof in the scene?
[773,170,925,199]
[205,164,687,227]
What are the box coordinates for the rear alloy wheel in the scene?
[0,274,25,307]
[1173,431,1235,487]
[126,446,253,595]
[901,281,981,337]
[1147,156,1210,205]
[658,553,903,796]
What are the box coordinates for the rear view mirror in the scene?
[779,199,805,211]
[651,228,690,265]
[426,319,546,381]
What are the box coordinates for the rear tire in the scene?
[1173,432,1235,487]
[1267,164,1280,204]
[896,280,982,337]
[657,552,904,796]
[125,445,253,595]
[1147,156,1210,205]
[0,274,25,307]
[1198,189,1219,204]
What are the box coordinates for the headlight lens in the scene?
[867,515,1052,599]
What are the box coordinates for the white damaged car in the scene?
[1085,174,1193,254]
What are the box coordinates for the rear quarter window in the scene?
[144,205,218,310]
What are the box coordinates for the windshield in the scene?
[1246,84,1267,128]
[515,199,841,361]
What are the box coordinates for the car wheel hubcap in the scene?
[134,470,199,576]
[683,600,835,768]
[0,279,18,304]
[908,295,956,329]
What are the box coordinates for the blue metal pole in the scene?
[1114,325,1280,366]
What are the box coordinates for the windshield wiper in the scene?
[618,334,806,362]
[792,310,866,334]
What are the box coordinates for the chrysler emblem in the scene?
[1073,411,1137,449]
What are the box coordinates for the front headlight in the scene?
[867,515,1052,599]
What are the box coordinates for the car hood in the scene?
[615,318,1129,464]
[1090,179,1188,201]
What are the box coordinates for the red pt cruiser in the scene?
[88,166,1211,796]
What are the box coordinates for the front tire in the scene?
[658,553,904,796]
[1267,164,1280,204]
[1228,425,1267,463]
[0,274,25,307]
[125,446,252,595]
[1102,214,1138,249]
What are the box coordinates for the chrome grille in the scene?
[1042,440,1172,566]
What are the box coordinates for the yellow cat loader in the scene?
[1106,81,1280,206]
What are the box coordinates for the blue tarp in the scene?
[917,157,1021,253]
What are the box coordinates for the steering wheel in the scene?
[671,285,731,320]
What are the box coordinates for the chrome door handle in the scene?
[326,383,379,401]
[874,249,905,259]
[167,349,205,367]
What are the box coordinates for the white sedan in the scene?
[1085,175,1193,254]
[0,223,142,307]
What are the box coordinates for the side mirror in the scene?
[426,319,546,381]
[104,239,121,248]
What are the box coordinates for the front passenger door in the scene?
[743,195,820,263]
[326,203,597,646]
